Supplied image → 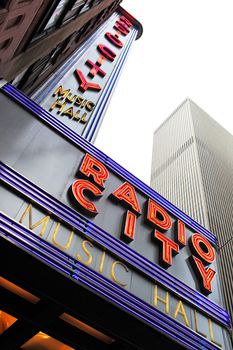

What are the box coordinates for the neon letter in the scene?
[122,210,136,242]
[177,220,186,247]
[119,16,132,27]
[74,69,101,92]
[112,182,141,213]
[191,233,215,264]
[147,199,172,232]
[114,21,130,35]
[97,44,116,61]
[72,179,102,214]
[79,154,109,189]
[86,59,106,78]
[105,32,123,48]
[154,231,179,266]
[192,256,216,294]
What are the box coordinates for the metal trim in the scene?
[0,213,226,350]
[2,84,218,247]
[0,161,230,328]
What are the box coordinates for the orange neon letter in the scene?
[74,69,101,92]
[114,21,130,35]
[122,210,136,242]
[105,32,123,48]
[191,233,215,264]
[155,231,179,266]
[112,182,141,214]
[79,154,109,189]
[177,220,186,247]
[154,231,179,267]
[147,199,172,232]
[119,16,132,28]
[192,256,216,294]
[97,44,116,61]
[72,179,102,214]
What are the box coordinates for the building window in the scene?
[0,37,12,51]
[43,0,70,31]
[13,36,72,91]
[5,14,24,30]
[61,0,86,24]
[79,0,95,15]
[91,0,103,7]
[32,0,97,41]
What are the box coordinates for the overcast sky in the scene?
[95,0,233,184]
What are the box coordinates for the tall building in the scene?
[150,98,233,330]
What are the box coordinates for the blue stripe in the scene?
[0,160,230,328]
[0,212,227,350]
[2,83,218,247]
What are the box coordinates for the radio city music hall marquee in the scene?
[71,154,216,296]
[37,11,136,139]
[11,149,229,349]
[0,82,231,350]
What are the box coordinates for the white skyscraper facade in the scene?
[151,99,233,329]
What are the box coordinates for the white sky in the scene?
[95,0,233,184]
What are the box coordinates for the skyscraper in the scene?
[150,98,233,329]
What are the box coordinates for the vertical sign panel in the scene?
[32,9,139,142]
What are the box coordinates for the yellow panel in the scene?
[22,332,75,350]
[0,277,40,304]
[0,310,17,334]
[60,313,115,344]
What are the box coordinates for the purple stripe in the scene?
[2,84,217,247]
[0,162,230,328]
[0,214,224,350]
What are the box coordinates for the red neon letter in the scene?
[192,256,216,294]
[114,21,130,35]
[105,32,123,48]
[122,211,136,242]
[112,182,141,214]
[177,220,186,247]
[97,44,116,61]
[86,59,106,78]
[154,231,179,267]
[119,16,132,27]
[147,199,172,232]
[72,179,102,214]
[79,154,109,189]
[74,69,101,92]
[191,233,215,264]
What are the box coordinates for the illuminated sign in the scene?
[9,203,222,347]
[71,153,217,295]
[0,85,232,350]
[34,10,139,141]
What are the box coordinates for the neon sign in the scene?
[0,83,231,349]
[48,15,133,126]
[72,153,217,295]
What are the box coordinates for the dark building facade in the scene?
[0,0,131,95]
[0,0,142,143]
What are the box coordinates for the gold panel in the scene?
[0,277,40,304]
[60,313,115,344]
[0,310,17,334]
[22,332,75,350]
